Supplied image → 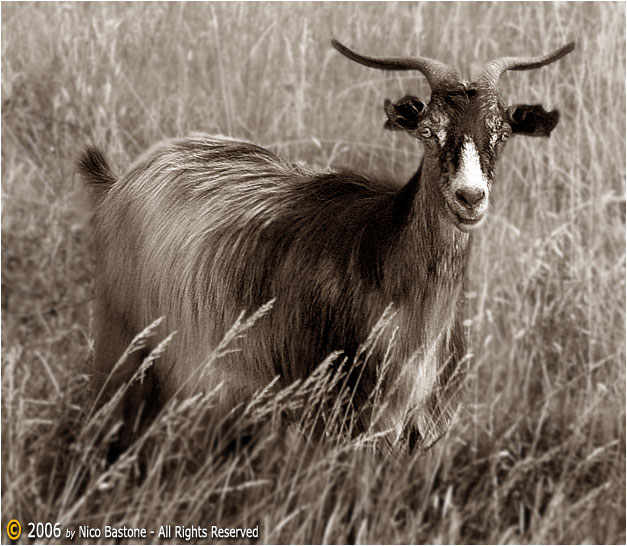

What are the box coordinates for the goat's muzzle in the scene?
[445,200,487,232]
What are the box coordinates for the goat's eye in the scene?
[500,131,510,142]
[419,127,433,139]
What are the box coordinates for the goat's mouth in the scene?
[446,202,486,232]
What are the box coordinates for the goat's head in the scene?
[332,39,575,232]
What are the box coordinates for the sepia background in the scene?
[2,2,625,544]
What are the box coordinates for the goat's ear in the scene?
[384,96,426,131]
[507,104,560,137]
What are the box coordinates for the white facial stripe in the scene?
[452,137,488,192]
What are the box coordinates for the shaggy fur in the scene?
[79,135,472,451]
[79,41,573,453]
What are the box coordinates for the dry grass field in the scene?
[1,2,625,544]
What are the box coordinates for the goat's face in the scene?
[331,39,574,232]
[383,88,560,232]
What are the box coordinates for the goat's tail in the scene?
[77,146,116,202]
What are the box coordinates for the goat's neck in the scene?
[370,158,472,439]
[388,157,471,307]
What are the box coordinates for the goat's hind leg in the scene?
[88,299,159,452]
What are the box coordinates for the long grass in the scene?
[2,2,625,544]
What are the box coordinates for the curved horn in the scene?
[331,39,461,91]
[478,41,576,90]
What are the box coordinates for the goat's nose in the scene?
[455,187,485,208]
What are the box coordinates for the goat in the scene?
[78,39,574,453]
